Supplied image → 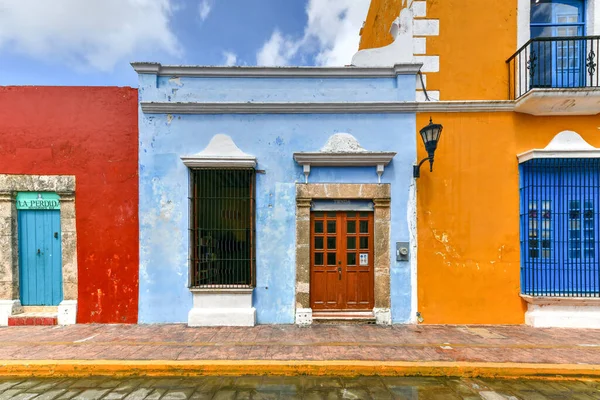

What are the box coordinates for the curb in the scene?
[1,360,600,379]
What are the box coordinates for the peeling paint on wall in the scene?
[0,86,139,323]
[136,72,417,324]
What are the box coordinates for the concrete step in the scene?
[8,312,58,326]
[22,306,58,313]
[312,311,376,325]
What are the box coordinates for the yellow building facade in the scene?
[359,0,600,325]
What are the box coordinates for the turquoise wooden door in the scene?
[18,210,63,305]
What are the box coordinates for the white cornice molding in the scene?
[180,156,256,168]
[293,152,396,166]
[293,133,396,183]
[141,101,515,114]
[181,134,256,168]
[131,62,422,78]
[517,130,600,163]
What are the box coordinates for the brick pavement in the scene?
[0,324,598,366]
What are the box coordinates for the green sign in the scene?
[16,192,60,210]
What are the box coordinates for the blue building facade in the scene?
[133,63,421,325]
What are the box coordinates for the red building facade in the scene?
[0,86,139,324]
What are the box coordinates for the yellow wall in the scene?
[360,0,600,324]
[359,0,517,101]
[359,0,403,50]
[416,112,600,324]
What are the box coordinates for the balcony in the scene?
[507,35,599,115]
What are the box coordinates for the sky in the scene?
[0,0,370,87]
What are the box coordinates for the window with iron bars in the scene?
[189,168,256,288]
[520,158,600,297]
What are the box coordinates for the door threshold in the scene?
[21,306,58,314]
[312,310,376,324]
[8,306,58,326]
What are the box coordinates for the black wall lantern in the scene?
[413,117,443,178]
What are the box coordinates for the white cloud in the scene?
[256,0,370,67]
[0,0,181,72]
[256,31,300,67]
[222,51,237,66]
[198,0,212,21]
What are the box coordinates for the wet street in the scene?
[0,376,598,399]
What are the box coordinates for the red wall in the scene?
[0,86,139,323]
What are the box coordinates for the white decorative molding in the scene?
[188,288,256,327]
[416,91,440,102]
[414,55,439,73]
[293,152,396,166]
[181,134,256,168]
[320,133,368,153]
[413,38,426,55]
[293,134,396,183]
[142,101,515,114]
[352,0,440,98]
[514,88,600,116]
[517,131,600,163]
[131,62,422,78]
[412,1,427,18]
[58,300,77,325]
[295,308,313,326]
[413,19,439,36]
[352,0,415,67]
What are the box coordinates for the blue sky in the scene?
[0,0,370,87]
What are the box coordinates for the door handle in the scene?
[37,249,40,255]
[54,232,58,239]
[338,267,342,280]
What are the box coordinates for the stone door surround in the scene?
[295,183,391,324]
[0,175,78,324]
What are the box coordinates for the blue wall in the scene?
[137,70,417,324]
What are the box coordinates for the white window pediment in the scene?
[517,130,600,163]
[181,134,256,168]
[293,133,396,183]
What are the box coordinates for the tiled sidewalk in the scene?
[0,324,599,365]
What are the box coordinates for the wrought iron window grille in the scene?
[189,168,256,289]
[520,158,600,297]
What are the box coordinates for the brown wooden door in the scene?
[310,211,374,310]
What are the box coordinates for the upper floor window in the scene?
[528,0,589,88]
[531,0,586,38]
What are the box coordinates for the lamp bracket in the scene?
[413,156,432,178]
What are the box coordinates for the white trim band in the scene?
[141,101,516,115]
[131,62,423,78]
[293,152,396,167]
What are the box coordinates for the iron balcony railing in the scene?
[507,35,599,100]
